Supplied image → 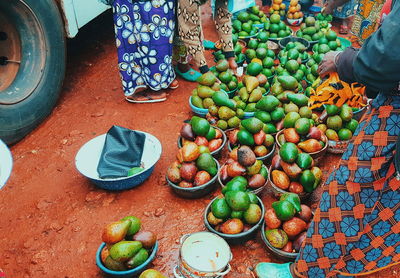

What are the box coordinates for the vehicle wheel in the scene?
[0,0,66,145]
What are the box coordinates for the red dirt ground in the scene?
[0,3,398,278]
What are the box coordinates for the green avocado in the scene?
[271,107,285,122]
[196,153,217,176]
[212,91,235,109]
[197,71,216,86]
[340,104,354,121]
[296,153,313,170]
[287,93,309,107]
[222,177,248,194]
[110,241,142,263]
[279,193,301,213]
[241,117,264,134]
[126,248,149,268]
[237,129,255,146]
[211,197,231,219]
[279,142,299,163]
[295,118,311,135]
[191,116,211,137]
[272,200,296,221]
[255,95,280,112]
[283,112,301,128]
[300,170,316,193]
[225,191,251,211]
[277,76,298,90]
[254,111,272,123]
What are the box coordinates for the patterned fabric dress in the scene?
[295,94,400,277]
[112,0,176,96]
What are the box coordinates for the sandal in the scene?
[169,79,179,89]
[175,66,201,82]
[125,91,167,103]
[339,24,349,34]
[255,263,293,278]
[203,40,216,50]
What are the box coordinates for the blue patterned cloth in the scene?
[112,0,176,96]
[333,0,357,19]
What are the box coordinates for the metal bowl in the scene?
[189,96,208,117]
[75,132,162,191]
[218,163,269,196]
[0,139,13,189]
[275,130,328,164]
[204,196,265,243]
[261,222,299,261]
[177,126,227,158]
[96,242,158,278]
[166,158,220,199]
[267,166,311,201]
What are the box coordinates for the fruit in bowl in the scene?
[286,0,303,23]
[100,216,157,271]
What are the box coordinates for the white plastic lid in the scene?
[181,232,231,272]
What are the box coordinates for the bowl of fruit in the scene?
[204,192,265,242]
[268,149,323,200]
[266,14,294,42]
[166,149,221,199]
[218,147,269,195]
[262,197,313,261]
[96,216,158,277]
[177,118,227,158]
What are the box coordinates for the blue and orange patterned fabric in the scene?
[295,93,400,277]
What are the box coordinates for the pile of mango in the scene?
[264,193,312,252]
[232,6,268,39]
[100,216,157,271]
[179,119,224,154]
[278,41,310,71]
[317,104,359,142]
[268,0,286,17]
[167,117,220,188]
[265,14,292,39]
[210,60,239,93]
[220,146,268,191]
[295,16,329,42]
[208,175,263,234]
[286,0,303,21]
[227,117,275,158]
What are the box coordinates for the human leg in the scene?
[177,0,209,73]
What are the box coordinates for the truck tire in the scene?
[0,0,66,145]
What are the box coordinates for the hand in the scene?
[318,51,341,77]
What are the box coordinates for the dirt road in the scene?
[0,4,398,278]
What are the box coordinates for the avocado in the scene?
[190,116,211,136]
[212,91,235,109]
[205,127,216,141]
[218,106,236,120]
[191,96,204,108]
[225,191,251,211]
[295,118,311,135]
[287,93,309,107]
[197,86,215,98]
[255,95,280,112]
[231,211,244,219]
[279,142,299,163]
[271,107,285,122]
[327,115,343,131]
[247,192,258,204]
[222,177,248,194]
[279,193,301,213]
[197,71,216,86]
[296,153,313,170]
[277,76,298,90]
[126,248,149,268]
[254,111,272,123]
[241,117,264,134]
[228,116,241,128]
[216,59,229,72]
[272,200,296,221]
[340,104,353,121]
[300,170,316,193]
[109,241,142,262]
[283,112,301,128]
[211,197,231,220]
[196,153,217,176]
[263,123,277,134]
[237,129,255,146]
[248,87,263,102]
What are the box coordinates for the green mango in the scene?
[126,248,149,268]
[272,200,296,221]
[197,71,216,86]
[109,241,142,262]
[191,116,211,136]
[271,107,285,122]
[254,111,271,123]
[244,204,262,224]
[277,76,298,90]
[248,87,263,102]
[244,103,257,112]
[340,104,354,121]
[228,116,241,128]
[211,197,231,219]
[295,118,311,135]
[255,95,280,112]
[191,96,203,108]
[212,91,235,109]
[287,93,309,107]
[216,59,229,72]
[327,115,343,131]
[279,142,299,163]
[259,167,268,179]
[325,104,339,116]
[225,191,251,211]
[247,160,263,176]
[296,153,313,170]
[205,127,216,141]
[231,210,244,219]
[241,117,264,134]
[300,170,316,193]
[263,123,277,134]
[104,256,127,271]
[279,193,301,213]
[120,216,141,236]
[222,177,248,194]
[237,129,255,146]
[198,86,215,98]
[196,153,217,176]
[218,106,236,120]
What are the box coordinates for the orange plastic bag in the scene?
[309,73,366,110]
